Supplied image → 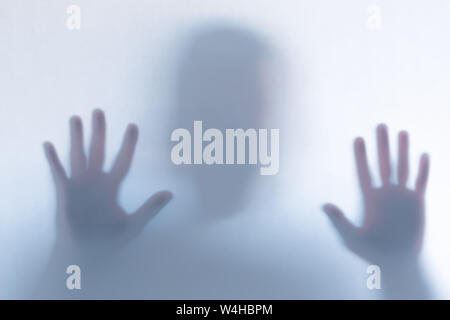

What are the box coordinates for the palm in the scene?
[324,124,429,265]
[358,186,423,262]
[64,174,127,243]
[44,110,172,257]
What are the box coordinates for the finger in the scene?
[415,153,430,196]
[110,124,139,181]
[43,142,68,184]
[70,116,87,178]
[129,191,173,235]
[397,131,409,187]
[377,124,391,185]
[354,137,372,194]
[322,203,358,246]
[88,109,106,173]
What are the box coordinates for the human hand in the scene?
[323,124,430,267]
[43,109,172,260]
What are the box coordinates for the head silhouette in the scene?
[171,24,275,219]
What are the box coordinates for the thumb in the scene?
[322,203,358,246]
[128,191,173,235]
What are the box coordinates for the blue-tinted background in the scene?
[1,0,449,298]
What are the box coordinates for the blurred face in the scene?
[183,58,271,180]
[170,27,277,217]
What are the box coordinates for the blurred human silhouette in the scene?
[36,25,283,299]
[120,24,361,300]
[36,109,172,298]
[117,25,310,299]
[170,25,273,220]
[323,124,431,299]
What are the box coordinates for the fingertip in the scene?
[415,153,430,194]
[321,204,331,214]
[354,137,365,151]
[43,142,59,170]
[92,108,104,116]
[420,153,430,172]
[70,115,82,128]
[132,191,174,227]
[156,190,173,204]
[377,124,389,143]
[127,123,139,140]
[146,191,173,212]
[399,130,409,140]
[322,203,339,216]
[92,109,105,126]
[377,123,388,132]
[43,141,53,153]
[421,153,430,163]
